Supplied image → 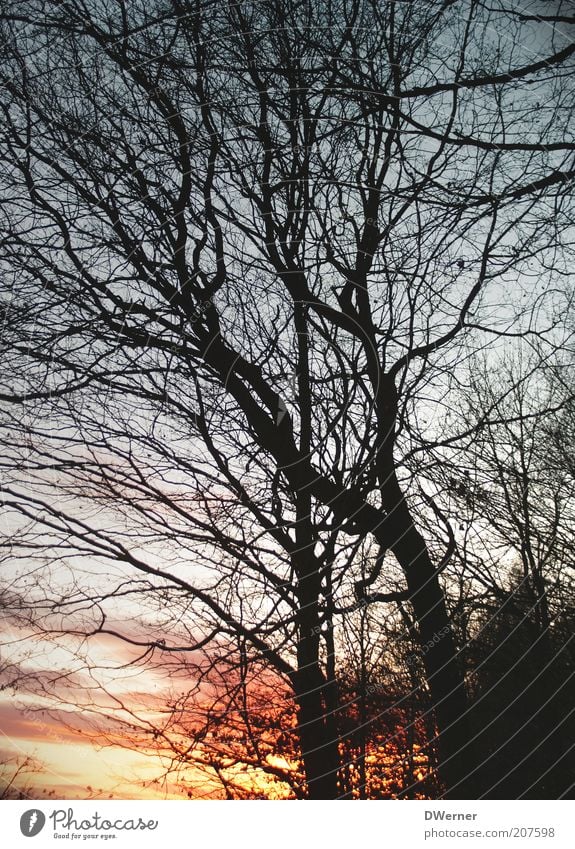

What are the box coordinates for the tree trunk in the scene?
[390,499,475,798]
[375,377,475,797]
[293,656,340,799]
[293,567,339,799]
[291,301,339,799]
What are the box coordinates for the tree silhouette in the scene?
[1,0,574,798]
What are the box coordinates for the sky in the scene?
[0,621,299,800]
[0,709,175,800]
[0,622,196,799]
[1,0,573,806]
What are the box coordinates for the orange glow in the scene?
[1,627,437,800]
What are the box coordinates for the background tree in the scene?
[1,0,574,798]
[421,354,575,797]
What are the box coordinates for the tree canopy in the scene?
[1,0,574,799]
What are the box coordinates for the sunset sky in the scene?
[0,622,300,800]
[2,0,573,805]
[0,628,207,799]
[0,706,173,799]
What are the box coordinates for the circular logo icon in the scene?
[20,810,46,837]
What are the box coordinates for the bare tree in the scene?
[419,354,575,796]
[1,0,574,798]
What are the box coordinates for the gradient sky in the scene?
[0,622,192,799]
